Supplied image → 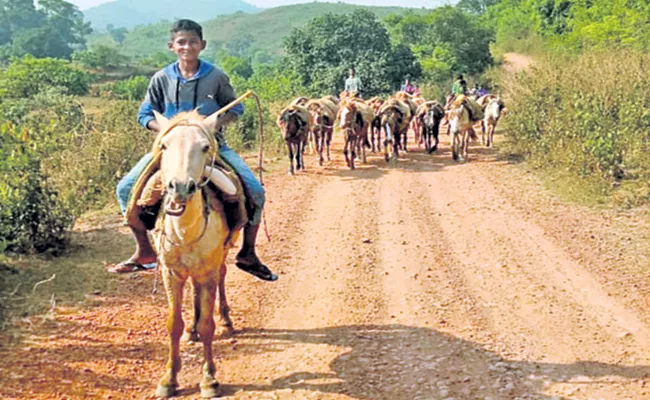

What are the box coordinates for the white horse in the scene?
[481,97,506,147]
[447,101,475,162]
[151,110,241,398]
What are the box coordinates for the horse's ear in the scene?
[153,111,170,132]
[202,110,220,134]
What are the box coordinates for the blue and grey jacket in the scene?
[137,60,244,130]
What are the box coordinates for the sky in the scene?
[68,0,438,10]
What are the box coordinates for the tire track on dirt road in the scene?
[412,145,650,400]
[216,165,388,399]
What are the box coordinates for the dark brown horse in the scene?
[277,105,311,175]
[366,96,384,153]
[416,101,445,154]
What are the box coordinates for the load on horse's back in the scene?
[277,103,312,175]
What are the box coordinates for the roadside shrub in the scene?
[0,55,90,98]
[100,76,149,100]
[0,122,74,254]
[501,49,650,204]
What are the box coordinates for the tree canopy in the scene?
[0,0,91,60]
[385,7,494,82]
[283,10,421,96]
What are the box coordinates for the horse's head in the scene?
[447,103,470,136]
[486,97,506,120]
[153,110,218,215]
[337,103,356,132]
[278,107,306,141]
[422,102,444,128]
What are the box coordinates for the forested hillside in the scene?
[88,3,432,60]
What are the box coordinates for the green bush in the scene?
[0,122,74,254]
[0,56,90,98]
[501,50,650,204]
[100,76,149,100]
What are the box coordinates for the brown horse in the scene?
[306,99,335,166]
[366,96,385,153]
[150,110,241,398]
[392,91,417,152]
[277,105,311,175]
[337,100,372,169]
[379,98,411,162]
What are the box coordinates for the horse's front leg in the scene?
[403,126,409,153]
[343,134,351,168]
[432,123,440,153]
[452,132,459,161]
[488,122,496,148]
[350,135,357,170]
[287,142,295,175]
[187,283,200,342]
[326,128,332,161]
[383,124,392,162]
[217,263,233,335]
[298,139,305,171]
[195,278,220,398]
[480,120,486,146]
[316,130,325,166]
[361,128,368,164]
[308,130,314,155]
[463,129,470,162]
[156,269,186,398]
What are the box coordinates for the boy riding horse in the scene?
[111,19,277,282]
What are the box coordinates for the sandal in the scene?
[235,259,278,282]
[108,260,157,274]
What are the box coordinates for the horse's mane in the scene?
[151,110,217,157]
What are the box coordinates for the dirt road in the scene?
[2,131,650,399]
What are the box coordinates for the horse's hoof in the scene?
[217,324,234,338]
[156,384,177,398]
[200,381,220,398]
[188,331,200,343]
[384,155,390,162]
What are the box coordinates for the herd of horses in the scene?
[276,90,507,172]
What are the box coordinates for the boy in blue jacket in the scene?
[111,19,277,282]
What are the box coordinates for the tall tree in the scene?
[0,0,91,59]
[284,10,421,96]
[385,7,494,81]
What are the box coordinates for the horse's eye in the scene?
[160,143,167,151]
[202,144,210,153]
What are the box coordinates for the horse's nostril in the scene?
[168,181,175,191]
[187,180,196,194]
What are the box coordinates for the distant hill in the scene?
[83,0,259,31]
[88,2,433,60]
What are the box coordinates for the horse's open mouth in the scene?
[164,197,187,217]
